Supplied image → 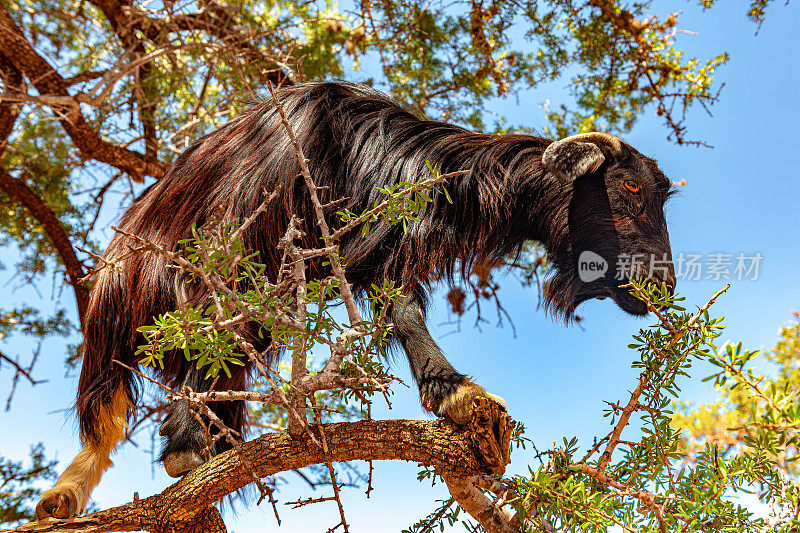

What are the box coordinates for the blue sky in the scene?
[1,2,798,531]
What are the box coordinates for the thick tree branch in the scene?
[0,50,21,151]
[442,475,519,533]
[15,407,514,533]
[0,5,165,181]
[0,168,89,324]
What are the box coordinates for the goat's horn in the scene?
[542,132,625,181]
[555,132,623,153]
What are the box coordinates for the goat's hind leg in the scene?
[35,385,130,520]
[391,294,504,424]
[160,365,247,478]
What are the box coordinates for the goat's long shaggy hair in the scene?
[77,82,627,443]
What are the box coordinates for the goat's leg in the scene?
[160,365,247,478]
[159,368,208,478]
[35,385,130,519]
[391,295,503,424]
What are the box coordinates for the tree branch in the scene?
[0,168,89,324]
[0,49,22,151]
[87,0,159,158]
[0,348,44,387]
[0,5,166,181]
[15,406,514,533]
[442,475,519,533]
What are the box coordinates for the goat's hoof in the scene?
[439,380,506,425]
[468,396,514,474]
[36,487,78,520]
[164,450,205,478]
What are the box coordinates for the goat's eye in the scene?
[623,180,641,194]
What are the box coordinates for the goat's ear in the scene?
[542,139,605,181]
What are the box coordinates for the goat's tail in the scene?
[76,265,137,445]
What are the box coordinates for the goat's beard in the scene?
[541,268,594,323]
[541,266,649,321]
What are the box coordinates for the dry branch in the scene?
[15,400,514,533]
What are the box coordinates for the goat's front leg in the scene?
[391,295,504,424]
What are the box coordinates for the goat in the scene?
[36,82,676,519]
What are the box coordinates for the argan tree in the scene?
[1,0,797,531]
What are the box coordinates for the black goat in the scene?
[36,82,675,519]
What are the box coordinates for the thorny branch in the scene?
[402,283,738,533]
[557,283,733,531]
[266,81,364,328]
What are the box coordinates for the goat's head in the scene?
[540,132,676,318]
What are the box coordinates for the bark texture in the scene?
[16,401,514,533]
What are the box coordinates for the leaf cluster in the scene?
[674,315,800,482]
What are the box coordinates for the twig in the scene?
[2,345,45,410]
[0,348,44,386]
[328,170,468,242]
[266,81,363,327]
